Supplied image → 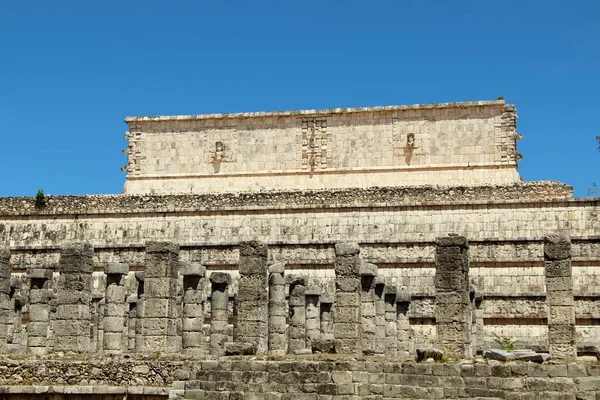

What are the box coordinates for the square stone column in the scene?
[27,268,52,355]
[103,263,129,353]
[268,262,286,355]
[544,234,576,360]
[434,235,472,358]
[134,271,145,353]
[287,275,307,353]
[0,247,12,350]
[319,294,334,339]
[234,241,269,354]
[126,294,138,352]
[333,242,362,354]
[140,241,181,354]
[374,276,386,355]
[360,262,378,355]
[181,263,206,356]
[383,286,397,356]
[305,286,321,350]
[54,242,93,353]
[209,272,231,356]
[396,293,412,357]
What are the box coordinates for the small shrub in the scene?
[492,332,515,351]
[35,189,46,209]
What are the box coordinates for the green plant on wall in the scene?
[492,332,515,351]
[35,189,46,209]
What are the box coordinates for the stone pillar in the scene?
[181,263,206,356]
[55,242,94,353]
[127,294,138,352]
[134,272,145,353]
[268,262,286,355]
[544,234,576,359]
[333,242,362,354]
[234,241,269,354]
[103,263,129,353]
[305,287,321,349]
[95,298,105,352]
[26,268,52,355]
[7,278,24,351]
[0,247,12,349]
[396,293,412,357]
[360,262,377,355]
[319,295,334,338]
[141,242,181,354]
[288,276,307,353]
[472,287,484,355]
[384,286,398,356]
[434,235,472,358]
[374,276,386,355]
[209,272,230,356]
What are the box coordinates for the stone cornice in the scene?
[125,99,506,123]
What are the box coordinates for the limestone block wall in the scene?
[123,100,522,194]
[0,184,597,356]
[183,359,600,399]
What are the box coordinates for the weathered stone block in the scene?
[181,262,206,277]
[145,277,179,298]
[335,242,360,257]
[335,293,360,307]
[27,268,53,280]
[545,260,572,278]
[210,272,232,285]
[104,263,129,275]
[58,242,94,274]
[239,241,268,258]
[544,235,571,261]
[28,303,49,321]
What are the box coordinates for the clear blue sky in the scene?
[1,1,598,197]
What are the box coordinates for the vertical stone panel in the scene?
[268,262,286,355]
[127,294,138,352]
[305,287,321,349]
[26,268,52,355]
[319,295,334,339]
[288,276,306,353]
[396,294,412,357]
[140,241,181,354]
[181,263,206,356]
[333,242,362,354]
[235,241,269,354]
[544,234,576,360]
[472,288,484,354]
[384,286,398,356]
[0,247,11,350]
[360,263,378,355]
[54,242,93,353]
[103,263,129,353]
[134,272,145,353]
[434,235,472,358]
[374,276,386,355]
[210,272,231,356]
[95,298,104,352]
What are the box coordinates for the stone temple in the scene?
[0,98,598,399]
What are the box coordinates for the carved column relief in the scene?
[123,126,144,175]
[497,105,522,164]
[301,118,329,170]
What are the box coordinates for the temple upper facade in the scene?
[123,99,522,194]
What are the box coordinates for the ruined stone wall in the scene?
[182,359,600,399]
[0,359,598,399]
[0,184,598,351]
[123,100,521,194]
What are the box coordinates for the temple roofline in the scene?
[125,98,506,123]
